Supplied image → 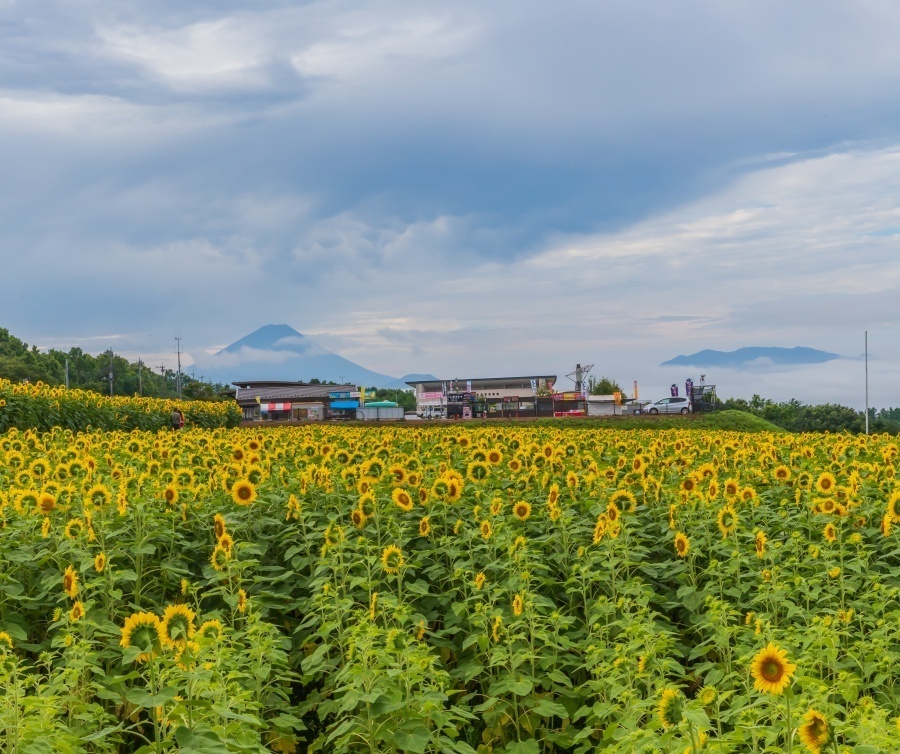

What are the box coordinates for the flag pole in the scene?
[865,331,869,436]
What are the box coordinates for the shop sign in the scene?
[553,392,584,401]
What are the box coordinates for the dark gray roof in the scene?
[234,383,356,403]
[406,375,557,388]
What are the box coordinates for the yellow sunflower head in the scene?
[391,487,414,512]
[120,611,164,663]
[62,565,79,599]
[797,709,831,753]
[674,532,690,558]
[69,601,85,622]
[750,643,796,695]
[816,472,836,495]
[513,501,532,521]
[657,687,684,729]
[380,544,405,574]
[160,603,196,648]
[230,479,257,506]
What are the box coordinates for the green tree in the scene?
[587,376,624,395]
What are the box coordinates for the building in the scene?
[406,376,559,419]
[231,381,360,422]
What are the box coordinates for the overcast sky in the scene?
[2,0,899,407]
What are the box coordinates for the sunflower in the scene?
[723,478,739,497]
[160,604,196,647]
[797,709,831,753]
[816,472,836,495]
[63,565,79,599]
[609,489,637,512]
[84,483,111,508]
[512,593,524,616]
[197,619,224,643]
[37,491,56,514]
[882,514,893,537]
[388,464,406,484]
[392,488,414,512]
[681,476,696,494]
[120,611,164,663]
[351,508,367,529]
[717,506,738,538]
[0,631,13,652]
[513,501,532,521]
[419,516,430,537]
[210,543,230,571]
[162,484,178,506]
[750,643,796,695]
[674,532,690,558]
[606,501,621,523]
[445,477,462,503]
[64,517,84,540]
[381,544,405,574]
[774,465,791,482]
[218,533,234,554]
[214,513,227,540]
[237,588,248,614]
[41,517,51,538]
[467,460,489,482]
[755,530,767,558]
[231,480,257,506]
[69,601,85,622]
[657,687,683,729]
[474,572,486,590]
[823,523,837,543]
[491,615,503,642]
[593,514,607,544]
[94,552,107,573]
[887,490,900,523]
[547,483,560,505]
[486,448,503,465]
[566,471,579,489]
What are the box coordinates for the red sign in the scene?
[553,392,584,401]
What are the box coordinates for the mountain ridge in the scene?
[661,346,845,368]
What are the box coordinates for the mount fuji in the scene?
[196,324,434,389]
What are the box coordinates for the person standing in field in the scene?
[171,408,182,430]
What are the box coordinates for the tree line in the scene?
[0,328,228,400]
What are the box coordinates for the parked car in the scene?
[641,397,691,415]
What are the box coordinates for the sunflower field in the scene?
[0,378,242,434]
[1,424,899,753]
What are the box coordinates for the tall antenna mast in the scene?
[175,335,183,400]
[566,363,594,392]
[865,331,869,436]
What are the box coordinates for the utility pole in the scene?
[175,336,183,400]
[108,352,114,397]
[865,331,869,436]
[65,358,69,389]
[158,362,166,398]
[137,359,143,396]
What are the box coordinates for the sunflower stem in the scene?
[784,690,793,754]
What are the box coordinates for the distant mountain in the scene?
[197,324,435,389]
[661,347,845,368]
